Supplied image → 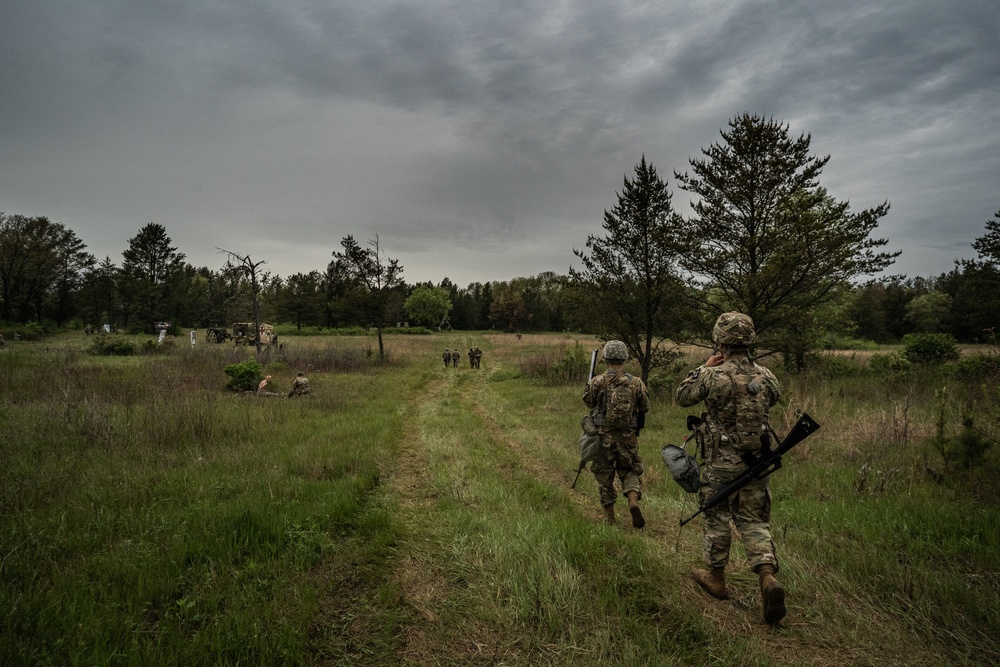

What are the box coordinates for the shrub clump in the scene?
[953,353,1000,381]
[868,352,912,374]
[902,333,960,365]
[224,359,264,392]
[91,335,137,356]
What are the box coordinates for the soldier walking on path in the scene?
[472,345,482,369]
[468,347,475,368]
[675,312,785,624]
[451,348,460,368]
[582,340,650,528]
[442,348,451,368]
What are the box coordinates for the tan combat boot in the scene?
[602,504,616,525]
[758,564,786,624]
[626,491,645,529]
[692,567,728,600]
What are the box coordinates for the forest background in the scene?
[2,114,999,372]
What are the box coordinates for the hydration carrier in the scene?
[602,372,637,429]
[732,364,767,451]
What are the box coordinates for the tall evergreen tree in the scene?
[121,223,185,330]
[972,209,1000,265]
[571,156,688,382]
[275,271,325,331]
[674,113,900,369]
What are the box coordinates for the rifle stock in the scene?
[679,412,820,527]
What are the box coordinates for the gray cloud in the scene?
[1,0,997,287]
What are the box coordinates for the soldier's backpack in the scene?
[732,363,768,451]
[602,372,637,429]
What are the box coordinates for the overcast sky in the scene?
[2,0,997,287]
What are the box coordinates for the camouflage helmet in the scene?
[602,340,628,362]
[712,312,756,346]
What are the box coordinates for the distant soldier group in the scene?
[442,346,482,369]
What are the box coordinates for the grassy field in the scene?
[1,330,998,666]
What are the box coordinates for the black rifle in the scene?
[679,412,821,527]
[572,348,601,489]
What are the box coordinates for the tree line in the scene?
[2,114,997,373]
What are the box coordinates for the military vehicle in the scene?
[232,322,276,347]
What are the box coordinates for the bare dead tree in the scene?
[218,248,268,357]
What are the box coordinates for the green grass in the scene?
[1,331,998,665]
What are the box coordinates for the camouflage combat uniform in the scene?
[288,372,311,397]
[442,349,451,367]
[451,350,460,367]
[468,347,475,368]
[472,346,482,369]
[676,353,781,572]
[583,367,650,508]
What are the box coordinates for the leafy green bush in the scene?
[224,359,264,392]
[819,335,880,351]
[868,352,912,374]
[10,321,50,341]
[902,333,960,365]
[810,353,864,378]
[953,353,1000,381]
[954,408,992,468]
[90,335,137,356]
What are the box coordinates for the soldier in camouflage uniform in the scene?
[468,347,475,368]
[288,371,311,397]
[473,345,482,369]
[675,312,785,624]
[451,349,460,367]
[583,340,650,528]
[442,348,451,368]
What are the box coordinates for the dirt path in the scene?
[359,348,950,666]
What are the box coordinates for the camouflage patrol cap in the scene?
[712,312,756,346]
[602,340,628,362]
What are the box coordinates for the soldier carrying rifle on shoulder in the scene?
[583,340,650,528]
[675,312,788,624]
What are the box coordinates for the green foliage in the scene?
[517,343,591,384]
[905,290,952,333]
[819,334,880,350]
[902,332,960,365]
[90,334,138,356]
[570,155,688,382]
[930,387,992,470]
[953,352,1000,380]
[809,353,865,378]
[868,351,913,374]
[404,285,452,327]
[14,321,49,341]
[223,359,264,392]
[674,113,899,361]
[954,407,992,468]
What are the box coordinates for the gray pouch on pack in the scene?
[661,444,701,493]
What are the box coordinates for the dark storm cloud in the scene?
[1,0,997,285]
